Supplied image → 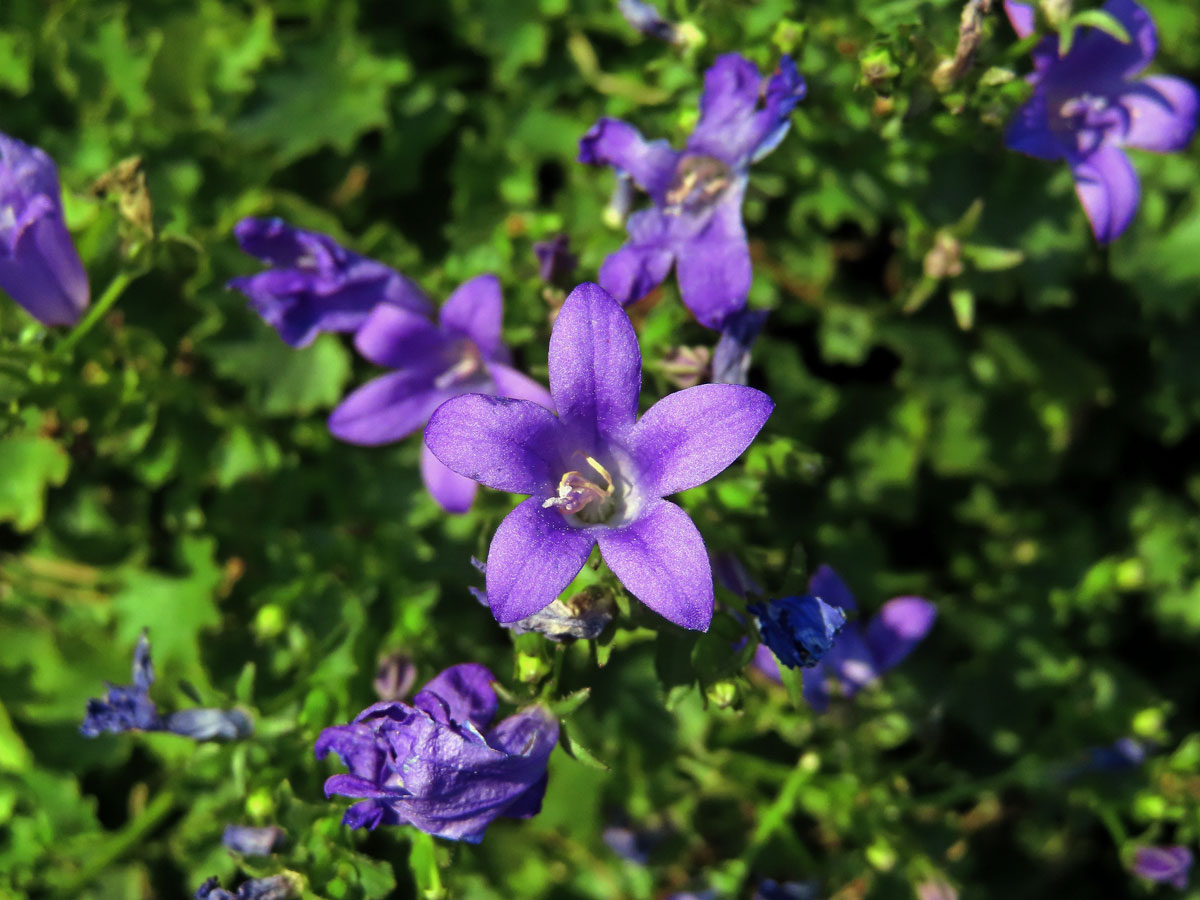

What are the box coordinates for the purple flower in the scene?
[752,566,936,711]
[711,308,768,386]
[80,631,162,736]
[228,217,431,348]
[533,234,578,287]
[749,594,846,669]
[374,652,418,701]
[314,663,559,843]
[0,133,89,326]
[424,283,774,631]
[1003,0,1199,242]
[328,273,553,513]
[579,54,805,329]
[753,879,821,900]
[81,631,254,740]
[617,0,682,44]
[195,874,297,900]
[221,824,287,856]
[1133,846,1193,890]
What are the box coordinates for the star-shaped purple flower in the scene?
[1004,0,1199,243]
[752,565,936,710]
[328,273,553,513]
[0,132,89,327]
[314,663,559,844]
[579,54,805,329]
[1132,845,1193,890]
[228,217,431,348]
[424,282,773,631]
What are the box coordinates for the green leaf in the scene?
[0,434,70,531]
[209,333,352,417]
[558,722,609,771]
[408,831,445,900]
[233,32,411,164]
[547,688,591,718]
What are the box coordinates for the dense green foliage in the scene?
[2,0,1200,897]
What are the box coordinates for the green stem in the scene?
[55,269,138,358]
[51,789,175,894]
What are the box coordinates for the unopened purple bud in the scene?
[1133,846,1193,890]
[164,708,253,741]
[712,308,768,385]
[617,0,682,44]
[753,879,820,900]
[0,133,89,327]
[221,824,287,856]
[916,879,958,900]
[750,594,846,669]
[659,345,711,389]
[374,653,418,701]
[532,234,578,287]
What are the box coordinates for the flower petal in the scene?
[439,273,504,359]
[486,497,597,623]
[425,394,565,495]
[808,565,858,613]
[486,361,554,410]
[1071,0,1156,80]
[328,371,449,446]
[596,498,713,631]
[578,118,679,202]
[1003,0,1036,39]
[673,189,752,329]
[1119,75,1200,153]
[711,308,768,385]
[413,662,498,730]
[598,209,677,305]
[420,441,478,513]
[1071,145,1139,243]
[687,54,803,167]
[629,383,773,497]
[1005,92,1066,160]
[353,303,447,369]
[864,596,937,673]
[548,282,642,443]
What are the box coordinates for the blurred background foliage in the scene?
[1,0,1199,897]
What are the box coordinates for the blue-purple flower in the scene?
[328,273,553,513]
[1133,845,1193,890]
[1004,0,1199,242]
[752,565,936,710]
[424,282,774,631]
[314,663,558,843]
[617,0,683,44]
[229,217,431,348]
[749,594,846,669]
[81,631,253,740]
[0,133,89,327]
[80,631,161,736]
[195,874,297,900]
[579,54,805,329]
[221,824,287,856]
[712,308,768,386]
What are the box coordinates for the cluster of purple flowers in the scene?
[21,2,1192,890]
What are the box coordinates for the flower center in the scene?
[542,455,616,524]
[663,154,733,215]
[434,340,485,389]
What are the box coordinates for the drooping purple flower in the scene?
[424,283,774,631]
[751,566,936,710]
[80,631,162,736]
[749,594,846,669]
[579,54,805,329]
[373,652,418,701]
[616,0,682,44]
[228,217,431,348]
[1132,846,1193,890]
[221,824,287,856]
[328,273,553,513]
[195,874,297,900]
[711,308,768,385]
[0,133,89,326]
[469,556,614,640]
[81,631,254,741]
[533,234,578,287]
[1003,0,1199,242]
[314,663,559,843]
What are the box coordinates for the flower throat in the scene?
[543,455,616,524]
